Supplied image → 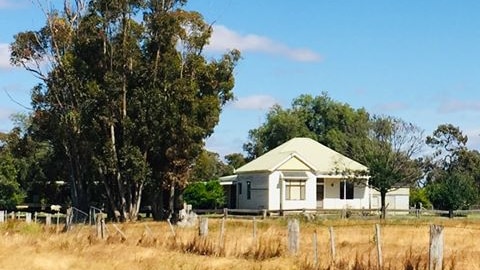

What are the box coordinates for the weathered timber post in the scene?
[167,218,176,237]
[313,230,318,267]
[329,226,336,265]
[262,209,267,219]
[112,224,127,241]
[199,217,208,237]
[96,213,106,239]
[34,212,38,223]
[429,224,444,270]
[288,219,300,254]
[218,217,226,250]
[56,213,60,233]
[46,214,52,226]
[223,208,228,219]
[25,213,32,224]
[375,224,383,269]
[253,217,257,239]
[11,211,15,220]
[64,207,73,232]
[0,211,4,223]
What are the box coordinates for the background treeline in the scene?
[2,0,479,221]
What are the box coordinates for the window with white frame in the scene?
[285,180,306,200]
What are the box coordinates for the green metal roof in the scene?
[235,137,367,174]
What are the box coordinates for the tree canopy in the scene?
[425,124,480,217]
[10,0,239,221]
[244,93,424,218]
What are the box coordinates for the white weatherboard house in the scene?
[221,137,409,212]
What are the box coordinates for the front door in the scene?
[316,178,324,208]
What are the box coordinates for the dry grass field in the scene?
[0,217,479,270]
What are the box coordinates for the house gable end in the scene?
[272,154,316,172]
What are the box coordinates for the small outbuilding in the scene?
[220,137,409,212]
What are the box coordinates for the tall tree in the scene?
[0,131,26,209]
[224,153,246,170]
[356,116,424,219]
[190,150,232,182]
[244,93,423,219]
[10,0,239,221]
[425,124,479,217]
[243,93,370,161]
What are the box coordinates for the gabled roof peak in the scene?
[235,137,367,174]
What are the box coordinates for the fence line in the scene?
[0,209,453,268]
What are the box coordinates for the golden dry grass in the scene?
[0,217,479,270]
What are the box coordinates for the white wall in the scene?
[268,171,317,211]
[236,173,269,209]
[370,188,410,210]
[322,178,369,209]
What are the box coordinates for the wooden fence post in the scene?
[25,213,32,224]
[329,226,336,265]
[64,207,73,232]
[253,217,257,239]
[288,219,300,254]
[46,214,51,226]
[313,230,318,267]
[96,213,106,239]
[0,211,4,223]
[167,219,176,237]
[223,208,228,219]
[218,217,226,250]
[199,217,208,237]
[112,224,127,241]
[429,224,444,270]
[375,224,383,269]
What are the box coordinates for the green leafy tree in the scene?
[0,150,25,209]
[11,0,239,221]
[190,150,232,182]
[243,93,370,161]
[409,187,431,209]
[425,124,480,217]
[183,180,225,209]
[356,116,424,219]
[224,153,246,171]
[427,171,477,217]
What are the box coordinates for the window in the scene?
[247,181,251,200]
[340,181,354,199]
[285,180,306,200]
[238,183,242,195]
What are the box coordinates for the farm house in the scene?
[221,137,409,212]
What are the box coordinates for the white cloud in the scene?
[438,99,480,113]
[232,95,278,110]
[205,135,245,158]
[0,0,21,9]
[0,107,15,121]
[0,43,11,70]
[374,101,408,112]
[207,25,322,62]
[464,128,480,150]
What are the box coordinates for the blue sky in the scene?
[1,1,480,158]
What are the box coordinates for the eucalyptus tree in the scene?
[10,0,239,221]
[243,93,370,161]
[425,124,479,217]
[357,116,424,219]
[244,93,424,219]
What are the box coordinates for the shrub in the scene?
[183,180,225,209]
